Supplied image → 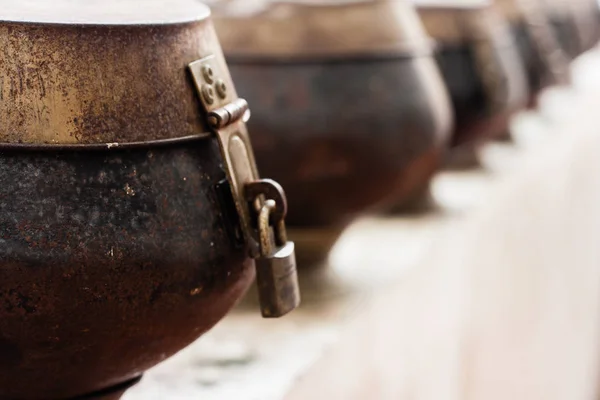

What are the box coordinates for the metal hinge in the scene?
[189,55,300,318]
[189,55,261,257]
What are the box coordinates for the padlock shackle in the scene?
[258,199,277,258]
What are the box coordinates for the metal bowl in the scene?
[214,0,453,261]
[0,1,297,398]
[417,1,528,149]
[495,0,570,105]
[542,0,599,58]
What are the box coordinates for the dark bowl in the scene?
[0,1,293,398]
[214,0,453,257]
[497,0,570,106]
[418,3,528,153]
[0,142,254,400]
[548,12,583,58]
[229,56,451,227]
[543,0,599,58]
[570,0,600,53]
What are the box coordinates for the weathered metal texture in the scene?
[0,142,255,400]
[418,4,528,147]
[227,57,452,227]
[0,1,222,144]
[0,1,258,399]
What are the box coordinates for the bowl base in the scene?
[239,256,372,309]
[495,129,512,142]
[386,185,439,216]
[236,225,375,309]
[443,145,482,171]
[72,376,142,400]
[288,227,346,268]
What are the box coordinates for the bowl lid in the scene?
[0,0,210,26]
[540,0,574,15]
[493,0,549,22]
[0,0,223,145]
[213,0,435,61]
[411,0,492,9]
[415,0,511,44]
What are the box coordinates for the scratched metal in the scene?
[0,140,255,399]
[0,1,257,399]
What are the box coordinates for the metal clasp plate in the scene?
[189,55,261,257]
[189,55,301,317]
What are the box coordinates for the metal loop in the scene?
[245,179,288,223]
[257,199,289,258]
[249,179,290,256]
[258,199,277,258]
[275,218,287,246]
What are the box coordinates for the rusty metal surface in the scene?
[189,58,262,258]
[0,0,223,145]
[0,1,262,399]
[189,56,300,318]
[228,56,453,228]
[0,141,255,400]
[213,0,435,60]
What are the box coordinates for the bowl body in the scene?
[495,0,570,103]
[511,20,547,103]
[543,0,599,58]
[419,4,528,147]
[435,40,527,146]
[571,0,600,53]
[216,0,453,228]
[548,13,583,58]
[229,56,452,227]
[0,1,266,398]
[0,142,254,399]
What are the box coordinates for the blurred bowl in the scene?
[214,0,453,263]
[417,1,528,155]
[495,0,570,105]
[571,0,600,52]
[541,0,599,58]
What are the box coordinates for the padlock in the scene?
[255,199,301,318]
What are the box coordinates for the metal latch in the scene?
[188,55,300,318]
